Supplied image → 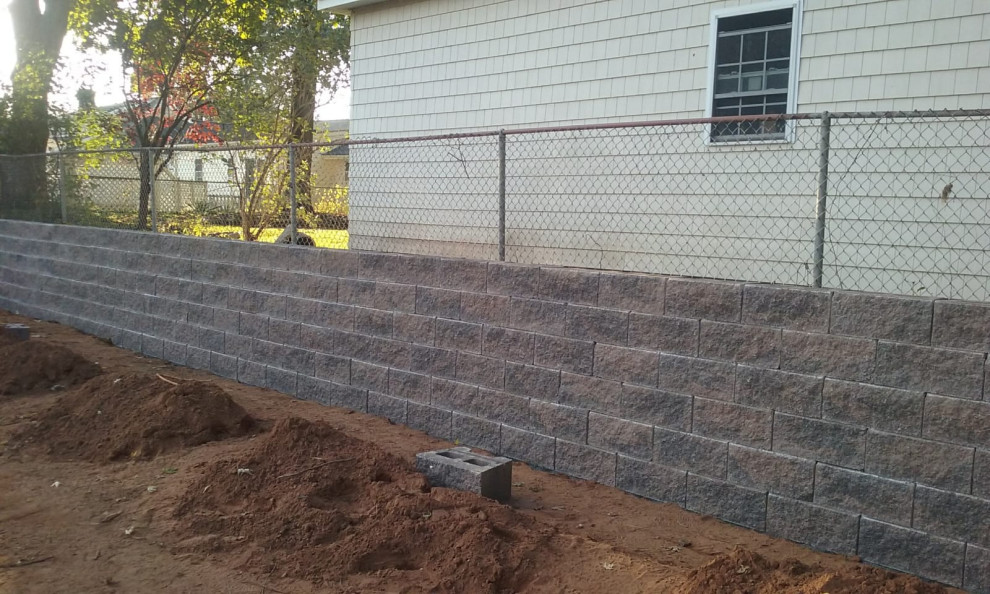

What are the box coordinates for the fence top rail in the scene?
[2,108,988,159]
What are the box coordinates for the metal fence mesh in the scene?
[1,110,989,301]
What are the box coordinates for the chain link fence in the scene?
[1,110,988,301]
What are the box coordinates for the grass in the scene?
[200,225,349,250]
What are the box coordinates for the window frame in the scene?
[704,0,803,145]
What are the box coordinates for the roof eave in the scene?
[316,0,390,14]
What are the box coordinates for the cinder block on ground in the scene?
[416,446,512,502]
[2,323,30,341]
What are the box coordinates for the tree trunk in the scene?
[288,11,318,216]
[137,151,151,230]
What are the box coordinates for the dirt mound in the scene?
[17,373,257,462]
[0,340,101,396]
[677,548,948,594]
[173,417,554,592]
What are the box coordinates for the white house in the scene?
[320,0,990,299]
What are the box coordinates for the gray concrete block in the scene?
[368,391,407,424]
[373,282,416,313]
[487,262,540,298]
[353,306,393,338]
[773,413,866,470]
[117,328,144,353]
[1,323,30,341]
[728,445,815,501]
[320,247,360,278]
[735,366,823,417]
[657,353,733,400]
[555,440,616,486]
[566,304,628,344]
[186,346,211,370]
[201,284,229,309]
[976,450,990,499]
[875,341,985,401]
[283,246,326,275]
[210,351,238,379]
[296,375,332,405]
[933,300,990,353]
[452,413,501,453]
[237,358,267,387]
[387,254,443,286]
[226,332,255,360]
[822,379,924,436]
[436,318,482,353]
[431,377,479,411]
[914,486,990,547]
[865,430,974,493]
[189,326,225,352]
[654,427,728,479]
[455,352,505,390]
[320,303,356,331]
[666,278,742,322]
[923,394,990,449]
[781,330,876,383]
[266,366,298,396]
[500,425,555,469]
[333,330,377,362]
[766,494,859,555]
[388,369,431,404]
[230,288,286,318]
[616,455,686,504]
[528,399,588,443]
[414,286,460,319]
[482,326,534,364]
[212,308,240,333]
[505,362,559,401]
[588,413,652,459]
[351,360,389,392]
[315,353,350,384]
[965,544,990,594]
[141,334,164,359]
[620,384,692,431]
[595,344,659,386]
[830,291,933,344]
[598,272,665,315]
[627,313,698,355]
[438,258,487,292]
[187,303,214,327]
[538,268,599,305]
[148,296,189,322]
[509,297,567,335]
[411,345,457,378]
[407,402,453,440]
[559,372,622,416]
[460,292,510,326]
[238,312,270,340]
[155,276,203,303]
[270,270,336,301]
[534,334,594,375]
[393,312,436,346]
[700,321,780,367]
[332,381,368,412]
[686,474,766,530]
[255,340,316,376]
[416,447,512,502]
[814,463,914,526]
[162,340,186,365]
[337,278,376,307]
[297,323,333,352]
[859,517,965,588]
[693,398,773,450]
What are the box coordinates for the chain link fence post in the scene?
[289,143,298,244]
[812,112,832,288]
[498,130,507,261]
[57,153,68,224]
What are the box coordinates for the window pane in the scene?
[742,73,764,92]
[716,65,740,94]
[767,59,789,73]
[741,95,764,106]
[716,35,741,64]
[766,28,790,59]
[741,105,764,116]
[742,31,766,62]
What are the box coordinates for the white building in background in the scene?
[320,0,990,299]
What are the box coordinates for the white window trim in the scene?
[703,0,804,145]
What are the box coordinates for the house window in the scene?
[194,158,204,182]
[709,4,798,141]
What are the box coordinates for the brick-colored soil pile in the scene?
[0,340,101,397]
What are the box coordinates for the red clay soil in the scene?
[0,339,101,396]
[13,372,257,462]
[173,416,555,593]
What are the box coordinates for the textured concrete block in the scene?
[616,455,686,504]
[865,430,974,492]
[588,413,652,459]
[728,445,815,501]
[415,286,460,319]
[509,297,567,335]
[831,291,933,344]
[266,366,298,396]
[598,272,665,315]
[373,338,413,371]
[627,313,698,355]
[237,359,267,387]
[155,276,203,303]
[914,486,990,547]
[482,326,534,364]
[657,354,734,400]
[565,304,628,344]
[431,378,479,411]
[438,258,487,292]
[332,381,368,412]
[559,372,622,415]
[822,379,924,436]
[500,425,555,469]
[351,361,389,392]
[353,307,393,337]
[666,278,742,322]
[368,391,407,424]
[435,318,482,353]
[460,292,510,326]
[686,474,766,530]
[387,369,431,403]
[773,413,866,469]
[162,340,186,365]
[595,344,659,386]
[814,463,914,526]
[487,262,540,298]
[735,366,823,417]
[875,342,985,400]
[965,544,990,594]
[693,398,773,450]
[393,312,436,345]
[320,248,360,278]
[238,312,269,340]
[337,278,376,307]
[141,334,164,359]
[781,331,876,382]
[2,323,30,341]
[654,427,727,479]
[455,352,505,390]
[315,353,350,384]
[859,517,965,588]
[742,284,831,332]
[297,375,333,405]
[407,402,453,439]
[271,271,336,301]
[416,447,513,502]
[933,300,990,353]
[976,450,990,499]
[411,345,457,378]
[528,400,588,443]
[555,440,616,486]
[700,321,780,367]
[373,282,416,313]
[620,384,692,431]
[766,495,859,555]
[333,331,375,365]
[297,324,333,353]
[186,346,211,370]
[923,394,990,448]
[538,268,599,305]
[210,351,238,379]
[505,362,559,401]
[452,413,501,453]
[535,334,594,375]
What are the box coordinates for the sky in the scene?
[0,7,351,121]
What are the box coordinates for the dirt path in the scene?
[0,311,957,593]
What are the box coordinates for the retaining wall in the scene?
[2,219,990,591]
